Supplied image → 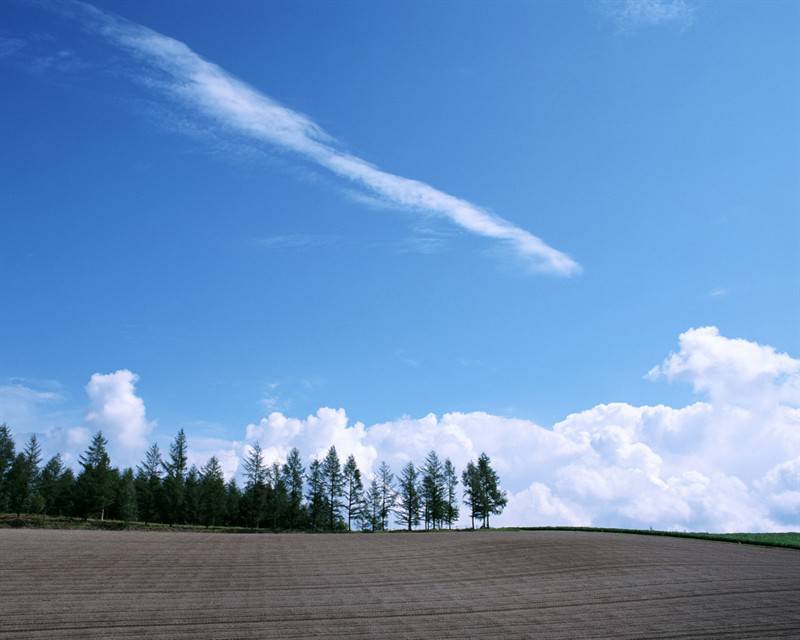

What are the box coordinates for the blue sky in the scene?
[1,1,799,529]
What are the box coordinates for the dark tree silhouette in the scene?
[396,461,421,531]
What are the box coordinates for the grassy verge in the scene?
[498,526,800,550]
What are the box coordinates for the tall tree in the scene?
[39,454,68,516]
[443,459,459,529]
[342,455,364,531]
[0,424,15,512]
[242,443,268,528]
[162,429,189,524]
[270,462,288,529]
[305,459,326,531]
[421,450,445,530]
[281,448,305,529]
[7,453,33,516]
[362,478,382,532]
[322,446,344,530]
[135,443,163,525]
[224,478,241,526]
[116,468,139,522]
[75,431,115,520]
[396,461,421,531]
[377,461,396,531]
[476,452,507,527]
[184,465,201,525]
[461,461,481,529]
[198,456,226,527]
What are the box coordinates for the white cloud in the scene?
[254,235,340,250]
[648,326,800,405]
[48,1,580,275]
[5,327,798,531]
[85,369,153,465]
[601,0,695,32]
[0,382,62,431]
[233,327,800,532]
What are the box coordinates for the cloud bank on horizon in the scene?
[5,326,799,533]
[39,0,580,276]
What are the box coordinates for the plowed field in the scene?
[1,529,799,639]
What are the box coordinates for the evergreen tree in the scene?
[269,462,287,529]
[396,461,421,531]
[162,429,188,524]
[363,478,382,532]
[39,454,72,516]
[476,452,507,527]
[281,448,305,529]
[7,453,32,516]
[198,456,226,527]
[224,478,241,526]
[135,443,163,525]
[184,465,201,525]
[0,424,16,512]
[75,431,115,520]
[116,468,138,522]
[23,435,42,477]
[322,446,344,530]
[305,459,327,531]
[342,454,364,531]
[461,460,481,529]
[242,442,268,527]
[377,461,396,531]
[421,450,445,530]
[443,458,459,529]
[57,467,75,516]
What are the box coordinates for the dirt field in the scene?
[1,529,798,639]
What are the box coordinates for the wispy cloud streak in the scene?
[50,1,580,275]
[601,0,695,32]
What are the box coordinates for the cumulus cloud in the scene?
[4,327,798,532]
[39,0,579,275]
[232,327,800,532]
[85,369,153,465]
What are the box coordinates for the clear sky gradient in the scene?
[1,1,798,530]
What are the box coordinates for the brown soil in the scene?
[1,529,798,639]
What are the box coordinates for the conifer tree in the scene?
[461,460,481,529]
[135,443,163,525]
[396,461,421,531]
[306,459,326,530]
[224,478,241,526]
[242,442,268,528]
[377,461,396,531]
[117,468,138,522]
[281,448,305,529]
[268,462,286,529]
[342,454,364,531]
[0,424,15,512]
[75,431,115,520]
[7,453,32,516]
[322,446,344,530]
[184,465,201,525]
[443,458,459,529]
[476,452,507,527]
[39,454,71,516]
[363,478,382,532]
[421,450,445,530]
[162,429,188,524]
[199,456,226,527]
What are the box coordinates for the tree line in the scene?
[0,423,507,531]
